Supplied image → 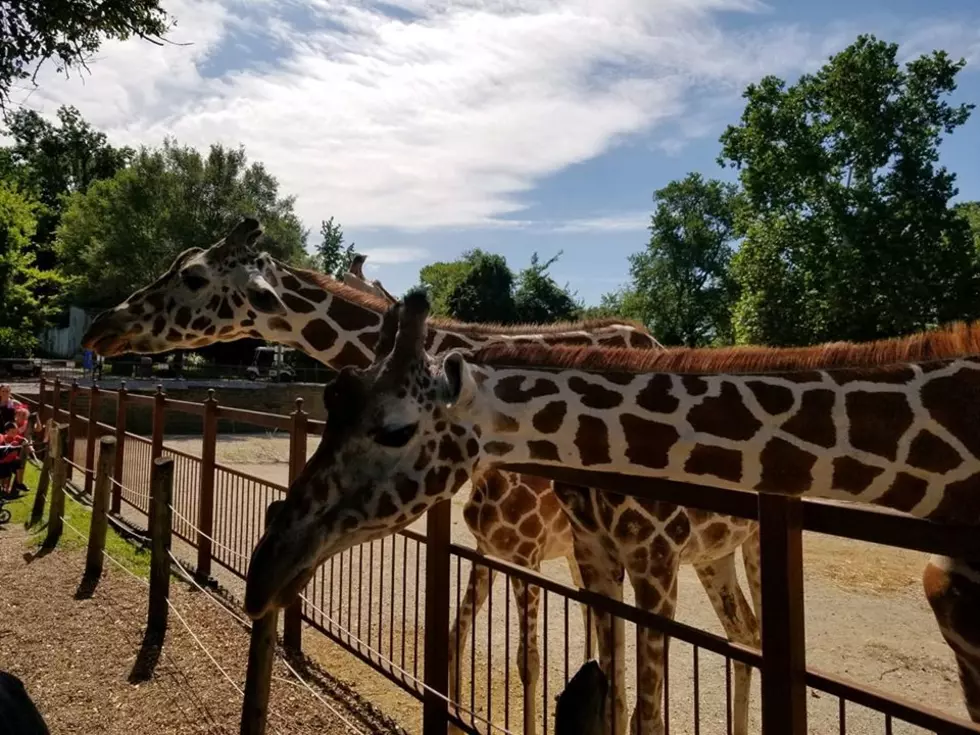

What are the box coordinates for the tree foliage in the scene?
[0,0,172,110]
[719,34,977,345]
[315,216,355,279]
[55,139,309,309]
[615,174,740,346]
[0,182,64,356]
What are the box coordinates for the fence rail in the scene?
[15,375,980,735]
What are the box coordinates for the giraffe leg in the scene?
[448,560,496,734]
[574,538,628,735]
[741,527,763,628]
[567,551,597,662]
[510,575,542,735]
[694,554,761,735]
[923,555,980,722]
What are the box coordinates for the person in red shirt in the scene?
[0,421,26,497]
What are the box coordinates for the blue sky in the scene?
[8,0,980,306]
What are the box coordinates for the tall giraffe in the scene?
[81,220,765,733]
[245,291,980,734]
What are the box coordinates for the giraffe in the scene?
[342,253,399,304]
[245,291,980,734]
[81,219,765,734]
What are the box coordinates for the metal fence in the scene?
[17,376,980,735]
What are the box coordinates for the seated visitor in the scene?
[0,384,23,427]
[0,421,26,496]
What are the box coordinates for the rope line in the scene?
[167,503,250,563]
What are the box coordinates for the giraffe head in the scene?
[82,218,289,356]
[341,253,398,305]
[244,289,485,618]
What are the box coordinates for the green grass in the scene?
[10,463,152,579]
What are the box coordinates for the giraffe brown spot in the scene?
[424,466,451,496]
[463,502,478,528]
[846,391,913,461]
[688,382,762,441]
[597,335,627,347]
[246,309,257,320]
[528,440,561,462]
[540,490,561,520]
[931,473,980,525]
[633,578,663,611]
[531,402,567,434]
[301,319,339,352]
[756,437,817,493]
[450,424,466,437]
[335,342,371,369]
[831,456,883,495]
[491,526,520,549]
[483,471,508,501]
[702,522,732,548]
[395,475,420,504]
[151,316,167,337]
[146,292,165,312]
[478,501,500,528]
[877,472,928,513]
[552,484,597,532]
[127,301,142,315]
[281,274,302,292]
[240,319,254,328]
[500,483,537,519]
[630,331,654,348]
[413,445,431,472]
[681,375,708,396]
[435,333,474,352]
[217,298,234,320]
[907,430,962,474]
[175,307,192,329]
[620,415,678,469]
[203,325,217,336]
[298,287,327,303]
[411,502,428,516]
[828,365,916,385]
[663,511,691,545]
[684,445,742,483]
[376,492,399,519]
[523,474,550,493]
[494,375,560,403]
[268,316,292,332]
[452,469,469,492]
[781,388,836,448]
[613,508,654,543]
[248,329,262,338]
[438,435,464,463]
[329,299,382,332]
[517,541,537,560]
[359,330,379,352]
[575,415,610,466]
[231,292,244,308]
[602,372,635,386]
[779,371,823,384]
[484,441,515,456]
[568,376,624,409]
[165,328,182,342]
[206,295,221,311]
[747,380,794,415]
[628,546,649,574]
[219,325,235,335]
[190,338,210,348]
[595,493,617,529]
[635,374,678,414]
[542,335,591,346]
[650,535,673,569]
[281,293,316,314]
[466,438,479,457]
[921,367,980,459]
[191,316,210,331]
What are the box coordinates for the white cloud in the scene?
[7,0,980,233]
[358,246,431,264]
[544,212,650,234]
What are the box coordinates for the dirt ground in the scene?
[134,432,969,735]
[0,523,402,734]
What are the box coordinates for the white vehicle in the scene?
[246,346,296,382]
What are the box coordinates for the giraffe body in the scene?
[83,222,767,734]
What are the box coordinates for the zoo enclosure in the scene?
[18,376,980,735]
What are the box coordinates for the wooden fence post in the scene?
[66,381,78,480]
[196,390,218,582]
[29,419,54,527]
[111,382,128,515]
[758,493,807,734]
[240,499,286,735]
[42,424,69,548]
[148,457,174,640]
[84,384,100,495]
[85,436,116,580]
[282,398,306,652]
[423,498,452,734]
[51,377,61,424]
[149,385,165,531]
[38,377,46,424]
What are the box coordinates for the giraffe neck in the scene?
[458,355,980,524]
[247,259,660,370]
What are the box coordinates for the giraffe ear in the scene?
[438,351,471,406]
[245,273,287,316]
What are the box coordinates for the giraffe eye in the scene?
[373,423,418,448]
[180,268,209,291]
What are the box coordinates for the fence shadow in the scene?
[128,628,164,683]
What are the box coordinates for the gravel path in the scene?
[68,433,971,733]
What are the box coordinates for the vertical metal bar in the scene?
[283,397,306,652]
[414,539,421,684]
[111,383,126,515]
[422,498,452,734]
[505,574,511,731]
[66,380,78,479]
[487,566,493,728]
[84,384,100,494]
[759,493,807,735]
[197,390,217,581]
[52,377,62,424]
[401,535,408,671]
[38,376,47,424]
[693,646,700,735]
[543,590,549,735]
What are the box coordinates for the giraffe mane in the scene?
[278,263,651,335]
[469,320,980,375]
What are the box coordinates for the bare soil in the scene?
[64,433,972,733]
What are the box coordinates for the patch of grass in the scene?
[11,462,151,579]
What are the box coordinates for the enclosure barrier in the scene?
[16,375,980,735]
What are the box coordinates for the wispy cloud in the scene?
[543,212,651,234]
[8,0,980,234]
[358,246,430,265]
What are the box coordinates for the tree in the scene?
[446,250,516,323]
[719,34,978,346]
[0,182,65,356]
[315,216,355,279]
[0,105,133,256]
[513,251,581,324]
[419,258,474,318]
[0,0,172,110]
[956,201,980,252]
[54,139,309,309]
[617,174,740,346]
